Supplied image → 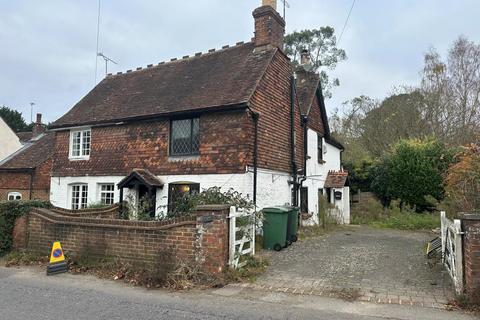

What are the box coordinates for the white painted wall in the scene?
[50,167,293,214]
[301,128,348,225]
[0,117,22,161]
[328,187,351,224]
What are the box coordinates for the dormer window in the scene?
[69,129,91,160]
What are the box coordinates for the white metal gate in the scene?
[440,211,464,294]
[228,206,255,269]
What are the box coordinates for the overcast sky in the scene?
[1,0,479,124]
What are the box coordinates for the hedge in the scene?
[0,200,52,256]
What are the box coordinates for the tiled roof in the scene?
[324,170,349,188]
[51,42,277,129]
[16,131,33,143]
[296,69,320,116]
[118,169,164,188]
[0,132,55,170]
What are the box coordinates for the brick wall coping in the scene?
[50,204,119,215]
[29,208,196,231]
[460,213,480,221]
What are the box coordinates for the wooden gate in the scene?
[440,211,464,294]
[228,206,255,269]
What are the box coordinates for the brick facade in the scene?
[0,158,52,201]
[14,205,229,274]
[250,50,304,173]
[461,214,480,298]
[52,111,252,177]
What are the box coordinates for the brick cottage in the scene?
[0,114,54,201]
[47,0,350,224]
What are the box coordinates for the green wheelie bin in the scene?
[262,207,289,251]
[286,206,299,244]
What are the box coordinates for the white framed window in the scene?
[71,184,88,210]
[7,192,22,201]
[69,129,91,159]
[99,183,115,205]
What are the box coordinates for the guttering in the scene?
[49,102,249,131]
[299,115,308,189]
[0,167,34,173]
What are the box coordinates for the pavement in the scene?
[0,266,475,320]
[232,225,454,308]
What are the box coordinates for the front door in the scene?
[300,187,308,213]
[138,185,156,218]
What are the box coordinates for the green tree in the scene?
[0,106,32,132]
[370,139,454,211]
[284,27,347,98]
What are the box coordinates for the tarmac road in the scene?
[0,266,475,320]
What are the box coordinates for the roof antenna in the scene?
[97,53,118,76]
[94,0,101,84]
[280,0,290,20]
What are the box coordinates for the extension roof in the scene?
[324,170,349,188]
[51,42,277,129]
[0,132,55,171]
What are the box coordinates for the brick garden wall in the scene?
[461,214,480,298]
[14,205,230,274]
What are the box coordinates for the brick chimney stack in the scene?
[253,0,285,51]
[32,113,46,138]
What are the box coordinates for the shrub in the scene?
[370,139,454,211]
[0,200,52,256]
[170,187,254,218]
[343,159,374,193]
[444,143,480,213]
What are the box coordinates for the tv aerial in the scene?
[97,52,118,76]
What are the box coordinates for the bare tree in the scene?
[421,36,480,145]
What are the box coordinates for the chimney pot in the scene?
[36,113,42,124]
[262,0,277,10]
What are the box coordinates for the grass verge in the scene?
[5,250,268,289]
[351,199,440,230]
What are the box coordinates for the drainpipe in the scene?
[290,74,298,207]
[249,109,260,209]
[29,170,34,200]
[300,115,308,184]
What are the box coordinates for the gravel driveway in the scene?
[243,226,454,308]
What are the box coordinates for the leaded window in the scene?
[170,118,200,156]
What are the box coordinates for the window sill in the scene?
[168,155,200,162]
[69,156,90,161]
